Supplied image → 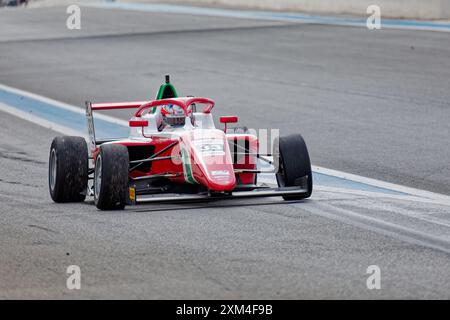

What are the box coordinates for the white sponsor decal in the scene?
[193,139,225,156]
[211,170,230,177]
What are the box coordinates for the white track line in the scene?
[313,166,450,202]
[0,102,84,137]
[313,185,450,206]
[299,201,450,254]
[85,2,450,33]
[0,83,128,127]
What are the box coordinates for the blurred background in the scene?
[3,0,450,19]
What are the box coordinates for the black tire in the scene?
[94,144,129,210]
[274,134,313,200]
[49,136,88,203]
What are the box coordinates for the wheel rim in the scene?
[49,149,57,191]
[94,155,102,198]
[277,157,286,187]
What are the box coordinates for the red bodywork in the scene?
[89,97,257,192]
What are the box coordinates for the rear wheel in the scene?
[274,134,313,200]
[94,144,129,210]
[49,136,88,202]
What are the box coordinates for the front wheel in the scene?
[94,144,129,210]
[274,134,313,200]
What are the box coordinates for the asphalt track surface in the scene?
[0,5,449,299]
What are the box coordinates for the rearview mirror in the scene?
[129,120,149,127]
[219,116,238,132]
[219,116,238,124]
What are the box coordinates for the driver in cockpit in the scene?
[161,103,195,127]
[161,104,186,126]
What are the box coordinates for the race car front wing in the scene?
[127,183,309,205]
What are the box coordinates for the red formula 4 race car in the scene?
[48,76,312,210]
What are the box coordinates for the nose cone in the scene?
[183,129,236,192]
[202,164,236,191]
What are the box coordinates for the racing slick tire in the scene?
[94,144,129,210]
[48,136,88,203]
[274,134,313,200]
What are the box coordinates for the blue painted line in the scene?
[258,161,407,195]
[0,88,129,139]
[313,172,407,195]
[91,2,450,31]
[260,12,450,30]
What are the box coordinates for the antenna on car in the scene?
[165,74,170,84]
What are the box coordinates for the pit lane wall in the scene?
[129,0,450,19]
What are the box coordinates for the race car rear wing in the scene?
[85,100,150,152]
[85,75,182,152]
[85,101,96,153]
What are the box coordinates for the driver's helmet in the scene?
[162,104,186,126]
